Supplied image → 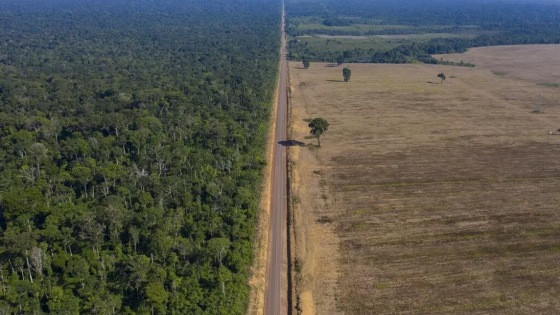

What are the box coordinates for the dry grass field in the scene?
[436,45,560,84]
[288,45,560,314]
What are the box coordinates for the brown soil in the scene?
[288,52,560,314]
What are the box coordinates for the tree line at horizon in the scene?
[0,0,280,313]
[287,0,560,64]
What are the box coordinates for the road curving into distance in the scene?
[264,1,288,314]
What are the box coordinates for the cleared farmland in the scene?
[436,45,560,84]
[288,46,560,314]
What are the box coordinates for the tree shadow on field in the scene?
[426,81,439,84]
[295,66,307,70]
[327,79,345,83]
[278,139,306,147]
[325,63,339,67]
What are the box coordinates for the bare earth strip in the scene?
[288,47,560,314]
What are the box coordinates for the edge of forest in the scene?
[247,19,284,315]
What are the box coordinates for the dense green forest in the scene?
[0,0,280,313]
[287,0,560,64]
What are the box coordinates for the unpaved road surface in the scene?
[264,2,288,315]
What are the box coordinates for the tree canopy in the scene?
[0,0,280,313]
[308,118,330,147]
[343,68,352,82]
[286,0,560,64]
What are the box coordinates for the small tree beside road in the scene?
[308,118,329,147]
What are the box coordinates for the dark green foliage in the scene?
[308,118,329,147]
[371,33,560,64]
[0,0,280,313]
[302,58,311,69]
[438,73,447,83]
[343,68,352,82]
[288,0,560,34]
[322,17,352,27]
[287,0,560,64]
[337,55,346,66]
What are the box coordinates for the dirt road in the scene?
[264,2,288,315]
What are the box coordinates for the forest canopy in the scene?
[0,0,280,313]
[287,0,560,64]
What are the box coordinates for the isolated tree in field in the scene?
[437,72,446,84]
[308,118,329,147]
[302,58,310,69]
[343,67,351,82]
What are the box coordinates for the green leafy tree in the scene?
[438,72,447,83]
[27,143,48,175]
[47,286,80,314]
[302,58,310,69]
[71,165,92,198]
[207,237,231,266]
[145,282,169,313]
[308,118,330,147]
[343,67,352,82]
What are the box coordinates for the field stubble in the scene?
[288,46,560,314]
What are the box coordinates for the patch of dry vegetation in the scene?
[436,44,560,84]
[288,52,560,314]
